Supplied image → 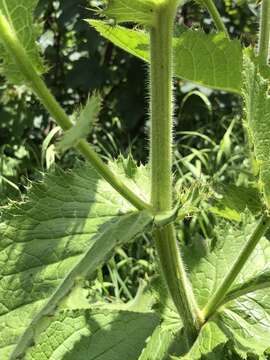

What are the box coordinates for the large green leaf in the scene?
[0,0,44,84]
[0,162,152,359]
[183,217,270,309]
[174,322,227,360]
[138,323,186,360]
[89,20,242,94]
[242,54,270,208]
[216,290,270,357]
[25,308,159,360]
[183,215,270,358]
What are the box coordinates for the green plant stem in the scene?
[150,4,203,342]
[258,0,270,65]
[154,224,204,341]
[0,13,151,211]
[200,0,229,38]
[203,213,270,320]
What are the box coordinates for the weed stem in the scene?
[150,5,203,342]
[258,0,270,65]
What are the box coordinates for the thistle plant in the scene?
[0,0,270,359]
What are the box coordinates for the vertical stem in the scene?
[150,3,203,342]
[150,10,173,212]
[258,0,270,65]
[203,214,270,320]
[154,225,203,342]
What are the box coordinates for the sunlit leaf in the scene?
[0,0,44,84]
[25,308,159,360]
[89,20,242,93]
[0,162,152,359]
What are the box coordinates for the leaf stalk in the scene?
[200,0,229,38]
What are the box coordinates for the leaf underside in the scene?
[0,0,44,84]
[0,161,152,359]
[89,20,242,94]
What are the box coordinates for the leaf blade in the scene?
[89,20,242,93]
[0,162,152,359]
[0,0,44,83]
[25,308,159,360]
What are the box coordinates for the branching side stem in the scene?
[0,13,151,211]
[203,213,270,320]
[150,2,203,343]
[200,0,230,38]
[258,0,270,65]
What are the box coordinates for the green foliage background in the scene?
[0,0,260,303]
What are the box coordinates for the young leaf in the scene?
[25,308,159,360]
[0,0,44,84]
[58,94,102,151]
[242,53,270,208]
[0,162,152,359]
[98,0,160,26]
[89,20,242,94]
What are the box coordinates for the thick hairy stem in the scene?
[150,3,203,342]
[0,13,151,211]
[200,0,229,38]
[258,0,270,65]
[203,214,270,320]
[154,225,204,342]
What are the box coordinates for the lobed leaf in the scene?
[0,0,44,84]
[0,161,152,359]
[89,20,242,93]
[25,308,159,360]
